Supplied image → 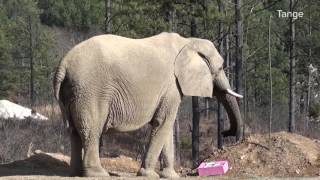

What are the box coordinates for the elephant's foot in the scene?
[160,168,180,178]
[83,166,109,177]
[137,168,159,178]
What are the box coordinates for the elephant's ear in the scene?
[174,44,213,98]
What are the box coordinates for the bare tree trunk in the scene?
[202,0,210,119]
[253,58,257,119]
[306,68,311,131]
[169,3,176,32]
[225,32,230,82]
[28,16,35,107]
[243,3,257,128]
[105,0,112,33]
[234,0,244,139]
[205,98,209,118]
[305,2,312,132]
[289,0,296,132]
[200,0,210,119]
[203,0,208,31]
[234,0,243,95]
[217,0,224,149]
[224,13,231,142]
[307,68,311,113]
[243,1,251,136]
[192,96,200,168]
[268,15,273,141]
[307,16,312,114]
[174,119,181,166]
[191,1,200,167]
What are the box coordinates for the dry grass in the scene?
[33,104,61,120]
[2,101,320,176]
[0,117,70,163]
[0,104,150,166]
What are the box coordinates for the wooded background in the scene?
[0,0,320,167]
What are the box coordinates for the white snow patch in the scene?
[0,100,48,120]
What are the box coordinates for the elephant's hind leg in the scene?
[69,128,83,176]
[72,101,109,177]
[81,133,108,177]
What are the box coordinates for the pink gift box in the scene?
[198,161,229,176]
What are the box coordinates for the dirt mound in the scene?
[0,150,139,177]
[206,132,320,177]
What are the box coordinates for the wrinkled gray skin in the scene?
[53,32,243,178]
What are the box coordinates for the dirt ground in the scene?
[0,132,319,179]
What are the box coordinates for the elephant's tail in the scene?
[53,60,69,127]
[53,61,67,101]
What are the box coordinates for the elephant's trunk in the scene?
[214,71,243,141]
[216,92,243,141]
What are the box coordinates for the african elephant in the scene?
[53,32,243,178]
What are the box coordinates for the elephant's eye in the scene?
[219,67,223,71]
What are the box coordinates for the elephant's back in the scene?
[62,34,174,96]
[64,34,172,70]
[77,34,173,83]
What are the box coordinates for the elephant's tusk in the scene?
[226,89,243,98]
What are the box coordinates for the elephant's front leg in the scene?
[137,119,167,178]
[137,86,181,178]
[138,105,180,178]
[160,128,180,178]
